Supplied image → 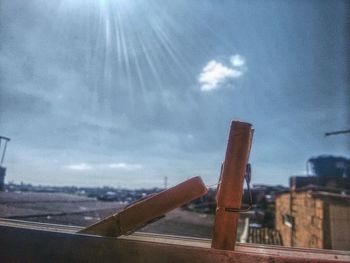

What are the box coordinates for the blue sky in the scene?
[0,0,349,188]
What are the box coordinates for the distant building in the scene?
[246,226,283,246]
[0,167,5,191]
[308,155,349,178]
[276,154,350,250]
[275,187,350,250]
[289,175,350,191]
[0,136,10,191]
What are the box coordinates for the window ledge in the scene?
[0,218,349,262]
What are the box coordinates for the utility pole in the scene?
[0,136,11,191]
[164,176,168,189]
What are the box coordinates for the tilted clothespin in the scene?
[79,176,208,237]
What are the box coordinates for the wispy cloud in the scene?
[65,162,143,171]
[65,163,93,171]
[230,54,246,67]
[107,163,143,171]
[198,54,247,91]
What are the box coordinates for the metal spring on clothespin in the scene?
[224,163,252,213]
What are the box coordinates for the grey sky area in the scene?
[0,0,349,188]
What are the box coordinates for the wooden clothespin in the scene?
[79,176,208,237]
[211,121,254,250]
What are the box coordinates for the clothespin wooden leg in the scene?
[211,121,253,250]
[79,176,208,237]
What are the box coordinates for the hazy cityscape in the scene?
[1,154,349,249]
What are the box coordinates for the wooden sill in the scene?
[0,218,349,263]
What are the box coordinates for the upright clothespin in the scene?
[211,121,254,250]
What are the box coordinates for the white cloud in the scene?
[64,162,143,171]
[107,162,143,171]
[230,54,245,67]
[65,163,93,171]
[198,54,247,91]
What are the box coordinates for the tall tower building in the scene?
[0,136,10,191]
